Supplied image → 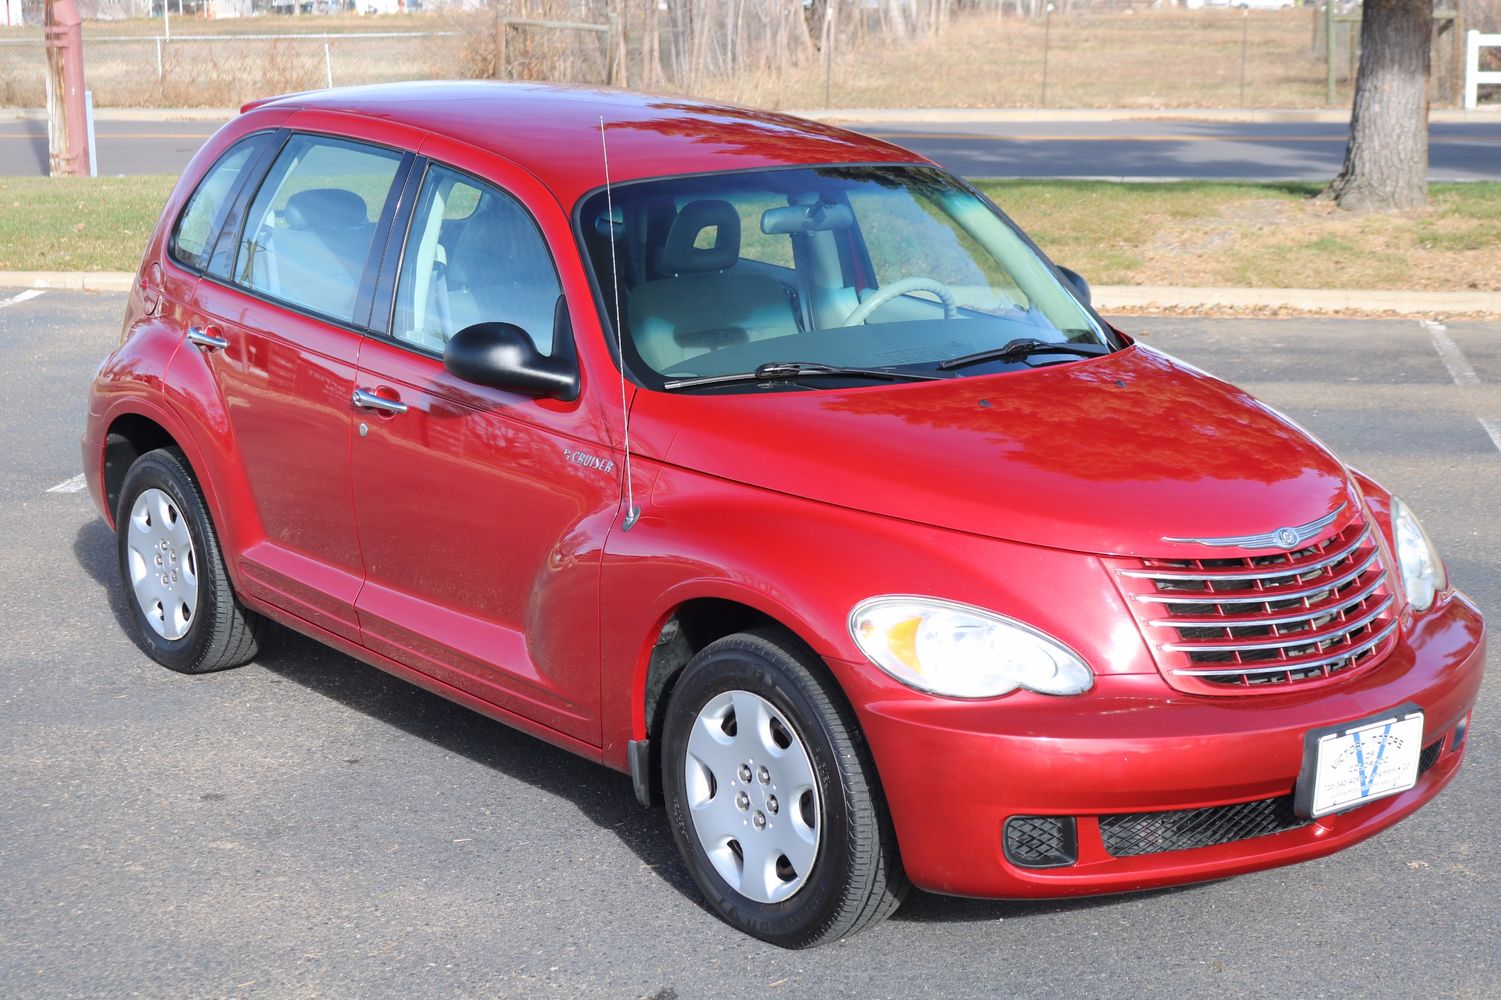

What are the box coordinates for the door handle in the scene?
[186,326,229,351]
[352,387,409,415]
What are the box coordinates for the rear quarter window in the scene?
[169,136,267,273]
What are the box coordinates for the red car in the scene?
[84,82,1483,948]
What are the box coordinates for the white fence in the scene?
[1465,30,1501,110]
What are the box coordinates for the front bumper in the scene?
[827,591,1485,899]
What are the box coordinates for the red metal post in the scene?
[44,0,89,178]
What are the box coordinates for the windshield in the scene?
[576,165,1113,392]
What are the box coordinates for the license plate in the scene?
[1294,707,1425,819]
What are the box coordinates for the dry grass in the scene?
[2,8,1351,110]
[703,9,1341,111]
[982,180,1501,292]
[3,174,1497,294]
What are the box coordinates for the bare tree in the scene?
[1325,0,1431,211]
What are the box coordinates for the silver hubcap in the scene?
[684,690,821,904]
[125,488,199,641]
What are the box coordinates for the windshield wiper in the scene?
[663,362,941,391]
[937,337,1111,372]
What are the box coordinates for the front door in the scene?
[351,160,615,743]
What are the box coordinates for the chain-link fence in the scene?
[0,30,478,106]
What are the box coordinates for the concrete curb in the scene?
[0,271,135,292]
[1093,285,1501,316]
[3,271,1495,315]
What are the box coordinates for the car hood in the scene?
[629,343,1358,557]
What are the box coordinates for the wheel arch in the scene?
[103,411,182,524]
[624,585,859,807]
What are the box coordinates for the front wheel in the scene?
[115,448,263,673]
[661,629,907,947]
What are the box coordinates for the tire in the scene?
[115,448,262,673]
[661,628,907,947]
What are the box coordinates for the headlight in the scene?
[1390,497,1446,612]
[848,596,1093,699]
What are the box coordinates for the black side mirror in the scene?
[444,322,579,401]
[1057,266,1091,307]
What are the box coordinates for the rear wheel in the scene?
[661,628,906,947]
[115,448,262,673]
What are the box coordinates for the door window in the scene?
[391,164,563,356]
[170,136,266,274]
[234,134,403,325]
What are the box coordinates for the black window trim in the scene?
[367,154,579,369]
[193,128,416,337]
[167,128,283,277]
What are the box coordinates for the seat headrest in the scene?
[660,200,740,274]
[284,188,368,230]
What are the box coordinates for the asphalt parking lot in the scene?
[2,291,1497,999]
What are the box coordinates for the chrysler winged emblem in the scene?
[1164,503,1347,550]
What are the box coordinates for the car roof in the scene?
[245,81,929,206]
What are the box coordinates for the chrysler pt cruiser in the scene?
[83,82,1484,948]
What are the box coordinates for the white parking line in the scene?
[1423,320,1481,388]
[1479,419,1501,456]
[45,474,87,494]
[0,288,47,310]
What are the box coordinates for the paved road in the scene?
[2,291,1498,998]
[863,120,1501,181]
[4,116,1499,181]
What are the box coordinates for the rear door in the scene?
[183,131,410,641]
[349,151,617,744]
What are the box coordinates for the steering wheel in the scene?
[843,276,959,325]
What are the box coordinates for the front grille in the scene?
[1003,816,1078,869]
[1110,511,1400,695]
[1102,738,1445,858]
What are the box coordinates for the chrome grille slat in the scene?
[1160,594,1394,653]
[1170,620,1398,678]
[1132,550,1379,605]
[1119,527,1370,583]
[1146,574,1386,628]
[1111,512,1400,693]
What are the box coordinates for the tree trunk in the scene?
[641,0,661,89]
[1326,0,1430,212]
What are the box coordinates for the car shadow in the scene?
[74,516,1207,929]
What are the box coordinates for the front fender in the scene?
[597,460,1156,770]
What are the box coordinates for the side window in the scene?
[170,136,264,273]
[234,134,403,326]
[391,164,562,356]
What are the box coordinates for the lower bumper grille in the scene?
[1100,739,1445,858]
[1417,737,1445,774]
[1101,796,1308,857]
[1003,815,1078,869]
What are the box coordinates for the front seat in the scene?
[626,199,799,373]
